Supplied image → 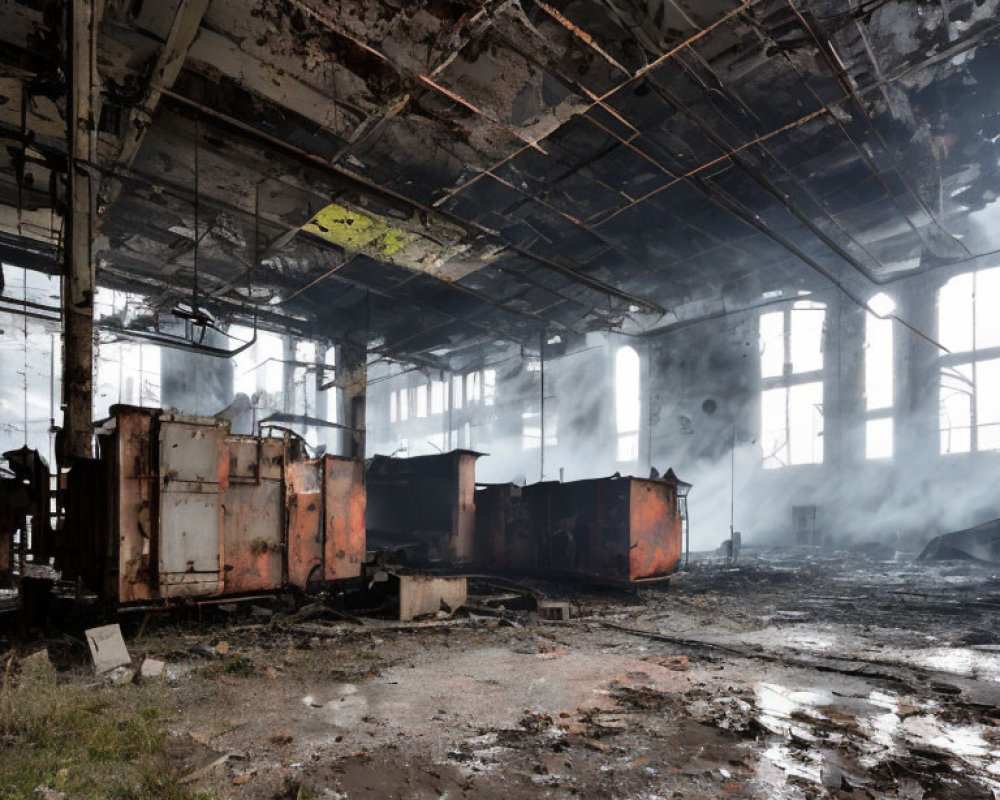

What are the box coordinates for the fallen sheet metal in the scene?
[918,519,1000,563]
[398,574,468,621]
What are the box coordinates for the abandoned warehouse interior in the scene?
[3,0,1000,798]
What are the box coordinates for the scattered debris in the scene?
[398,574,468,622]
[919,520,1000,564]
[140,657,165,679]
[84,624,131,674]
[538,600,571,621]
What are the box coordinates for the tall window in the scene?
[415,383,428,418]
[615,346,640,462]
[430,380,446,414]
[939,267,1000,453]
[466,371,482,405]
[865,293,894,459]
[759,302,825,468]
[483,369,496,406]
[95,287,162,418]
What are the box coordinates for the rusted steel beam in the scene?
[63,0,98,460]
[99,0,209,214]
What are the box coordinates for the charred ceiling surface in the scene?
[0,0,999,364]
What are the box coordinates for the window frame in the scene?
[759,302,826,468]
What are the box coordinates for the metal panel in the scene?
[628,479,682,581]
[323,456,365,580]
[158,419,226,597]
[227,438,261,481]
[287,459,324,588]
[453,453,478,562]
[116,409,156,603]
[222,436,284,593]
[222,480,284,594]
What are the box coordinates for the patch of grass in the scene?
[222,655,254,677]
[0,675,211,800]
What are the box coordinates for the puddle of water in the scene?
[748,682,1000,796]
[904,647,1000,680]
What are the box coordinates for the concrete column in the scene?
[897,273,941,466]
[825,293,866,468]
[63,0,99,460]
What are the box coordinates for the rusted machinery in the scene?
[366,450,482,563]
[366,449,690,584]
[0,446,54,587]
[59,406,365,606]
[475,470,690,583]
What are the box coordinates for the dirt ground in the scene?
[4,550,1000,799]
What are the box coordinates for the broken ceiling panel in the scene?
[300,200,503,281]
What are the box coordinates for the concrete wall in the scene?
[648,273,1000,553]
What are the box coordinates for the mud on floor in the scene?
[4,553,1000,799]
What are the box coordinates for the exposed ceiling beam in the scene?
[99,0,209,213]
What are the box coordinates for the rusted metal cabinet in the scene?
[366,450,482,563]
[74,406,365,606]
[475,473,690,584]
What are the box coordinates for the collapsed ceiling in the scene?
[1,0,999,368]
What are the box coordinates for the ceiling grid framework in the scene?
[0,0,997,366]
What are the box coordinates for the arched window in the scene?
[615,346,641,462]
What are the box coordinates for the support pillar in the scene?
[339,343,367,459]
[63,0,98,460]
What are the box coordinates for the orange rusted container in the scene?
[475,472,690,583]
[71,406,365,606]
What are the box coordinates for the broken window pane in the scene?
[940,364,972,454]
[415,383,428,418]
[761,387,789,469]
[615,346,641,444]
[466,371,482,405]
[939,272,974,353]
[761,382,824,468]
[788,381,823,465]
[975,267,1000,350]
[451,374,463,410]
[976,358,1000,450]
[430,380,445,415]
[866,417,893,460]
[617,432,639,463]
[759,311,784,379]
[865,313,893,411]
[790,303,824,374]
[483,369,496,406]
